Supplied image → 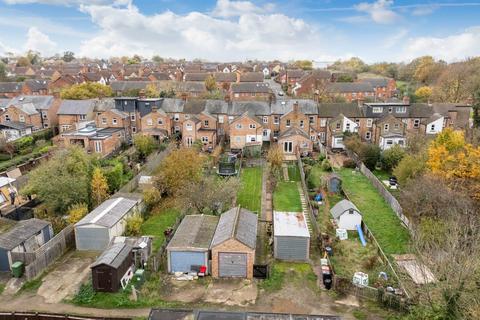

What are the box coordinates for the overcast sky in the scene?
[1,0,480,63]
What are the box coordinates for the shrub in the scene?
[67,203,89,224]
[343,158,357,168]
[14,136,34,151]
[321,159,332,172]
[124,214,143,236]
[143,187,161,209]
[393,153,427,185]
[380,144,405,172]
[358,144,381,170]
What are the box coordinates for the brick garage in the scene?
[210,207,257,279]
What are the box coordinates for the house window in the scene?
[283,141,293,153]
[147,118,153,126]
[42,112,47,119]
[204,120,209,127]
[251,92,255,97]
[386,140,393,145]
[286,119,291,127]
[336,122,341,130]
[112,118,117,125]
[366,118,373,127]
[43,123,49,128]
[234,93,239,98]
[174,113,179,121]
[19,115,25,122]
[320,119,327,127]
[228,116,234,122]
[249,123,256,129]
[319,132,326,142]
[80,114,87,120]
[274,116,279,124]
[365,131,371,140]
[186,123,193,131]
[102,117,107,125]
[235,123,242,129]
[309,116,315,124]
[236,136,241,142]
[310,135,316,141]
[430,124,435,131]
[414,119,420,128]
[396,106,406,113]
[184,114,190,120]
[218,115,224,124]
[201,136,208,143]
[174,126,180,133]
[158,119,163,125]
[388,107,393,113]
[394,123,399,129]
[263,129,268,137]
[263,116,268,124]
[372,107,383,113]
[384,124,389,131]
[300,120,304,128]
[132,127,137,133]
[61,125,70,132]
[130,114,136,121]
[398,140,405,146]
[94,141,102,153]
[346,122,350,131]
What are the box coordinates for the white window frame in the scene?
[112,118,117,125]
[201,136,208,143]
[186,123,193,131]
[396,106,407,113]
[384,124,389,131]
[300,120,304,128]
[372,107,383,113]
[94,141,102,153]
[274,116,279,125]
[309,116,315,124]
[320,119,327,127]
[19,115,25,122]
[218,115,224,124]
[174,113,179,121]
[79,114,87,120]
[147,118,153,126]
[102,117,107,125]
[263,116,268,124]
[158,119,163,125]
[286,119,291,127]
[366,118,373,127]
[235,123,242,129]
[130,114,136,121]
[249,123,256,129]
[132,127,137,133]
[413,119,420,128]
[204,120,209,127]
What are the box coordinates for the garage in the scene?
[166,215,219,274]
[219,253,247,278]
[210,207,257,279]
[273,211,310,261]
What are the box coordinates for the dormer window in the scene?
[396,106,406,113]
[372,107,382,113]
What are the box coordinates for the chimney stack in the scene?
[139,89,146,99]
[293,101,299,113]
[402,95,410,105]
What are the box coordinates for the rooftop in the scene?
[0,218,51,250]
[91,242,132,269]
[76,197,140,228]
[273,211,310,238]
[167,215,219,251]
[211,207,257,250]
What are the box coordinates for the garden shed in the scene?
[330,199,362,231]
[323,173,342,193]
[273,211,310,261]
[91,242,134,292]
[166,215,219,274]
[0,218,53,271]
[75,197,142,251]
[210,207,257,279]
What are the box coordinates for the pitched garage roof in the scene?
[91,242,132,269]
[76,197,140,228]
[211,207,257,250]
[167,215,219,251]
[0,218,51,250]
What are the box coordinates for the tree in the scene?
[471,88,480,128]
[412,56,445,85]
[124,213,143,236]
[204,74,217,91]
[415,86,433,102]
[380,144,405,172]
[145,83,160,98]
[177,176,240,214]
[62,51,75,62]
[0,61,7,81]
[295,60,313,70]
[22,146,93,213]
[67,203,89,224]
[60,82,113,99]
[152,55,164,64]
[143,187,161,209]
[127,55,141,65]
[432,59,480,103]
[155,147,205,196]
[133,134,156,160]
[267,144,283,177]
[393,153,427,185]
[91,167,109,207]
[0,137,16,159]
[16,56,30,67]
[358,144,381,170]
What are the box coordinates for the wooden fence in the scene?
[0,312,129,320]
[346,150,411,231]
[297,155,320,241]
[10,225,75,280]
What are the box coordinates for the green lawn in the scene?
[306,164,327,189]
[259,262,317,292]
[337,168,410,255]
[287,163,301,182]
[273,181,302,212]
[237,166,262,213]
[141,208,180,252]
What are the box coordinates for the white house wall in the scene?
[426,117,444,135]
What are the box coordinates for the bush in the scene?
[14,136,34,151]
[67,203,89,224]
[358,144,381,170]
[380,144,405,172]
[124,214,143,236]
[343,158,357,168]
[393,153,427,185]
[143,187,161,209]
[321,159,332,171]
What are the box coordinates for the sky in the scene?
[0,0,480,63]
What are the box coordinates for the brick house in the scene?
[292,70,332,97]
[359,78,397,100]
[57,99,96,132]
[278,127,313,157]
[48,74,85,96]
[56,123,126,157]
[22,80,49,95]
[375,115,407,150]
[276,69,305,86]
[228,111,263,150]
[210,207,257,279]
[0,82,23,98]
[5,95,60,130]
[0,102,42,130]
[96,108,131,137]
[326,82,375,102]
[327,113,359,149]
[238,72,264,83]
[230,83,271,101]
[140,107,171,141]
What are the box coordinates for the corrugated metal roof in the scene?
[91,242,132,269]
[330,199,360,219]
[273,211,310,238]
[0,218,51,250]
[211,207,257,250]
[75,197,140,228]
[167,215,219,250]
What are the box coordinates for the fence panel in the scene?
[297,155,320,240]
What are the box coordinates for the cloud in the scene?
[2,0,129,5]
[24,27,57,55]
[212,0,274,18]
[0,40,16,54]
[383,28,408,48]
[411,4,438,16]
[402,27,480,61]
[355,0,400,24]
[76,1,339,62]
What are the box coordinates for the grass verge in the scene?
[141,207,180,252]
[273,181,302,212]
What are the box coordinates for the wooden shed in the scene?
[210,207,257,279]
[91,242,134,292]
[323,173,342,193]
[166,215,219,274]
[330,199,362,231]
[273,211,310,261]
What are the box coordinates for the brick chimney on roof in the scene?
[403,95,410,105]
